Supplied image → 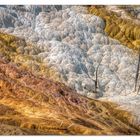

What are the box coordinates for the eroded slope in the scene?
[0,32,60,81]
[88,6,140,50]
[0,57,140,135]
[1,6,140,130]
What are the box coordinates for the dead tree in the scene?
[31,6,36,30]
[137,85,140,94]
[1,14,5,28]
[94,61,101,93]
[41,6,45,12]
[134,48,140,92]
[80,60,101,94]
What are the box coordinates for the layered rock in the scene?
[0,32,60,81]
[88,6,140,50]
[1,5,140,125]
[0,57,140,135]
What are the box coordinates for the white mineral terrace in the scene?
[0,5,140,120]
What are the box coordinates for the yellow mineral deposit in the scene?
[88,6,140,51]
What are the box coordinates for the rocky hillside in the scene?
[1,5,140,135]
[88,6,140,50]
[0,56,140,135]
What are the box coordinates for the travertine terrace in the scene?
[1,5,140,135]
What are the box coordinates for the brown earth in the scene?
[0,57,140,135]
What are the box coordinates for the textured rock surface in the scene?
[0,57,140,135]
[1,5,140,124]
[0,32,60,81]
[0,5,137,97]
[117,6,140,21]
[88,6,140,50]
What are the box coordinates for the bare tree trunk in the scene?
[94,61,101,93]
[137,85,140,94]
[41,6,45,12]
[32,6,36,30]
[1,14,5,28]
[134,48,140,91]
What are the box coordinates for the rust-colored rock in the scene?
[0,58,140,135]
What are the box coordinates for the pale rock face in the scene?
[137,13,140,19]
[1,5,140,118]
